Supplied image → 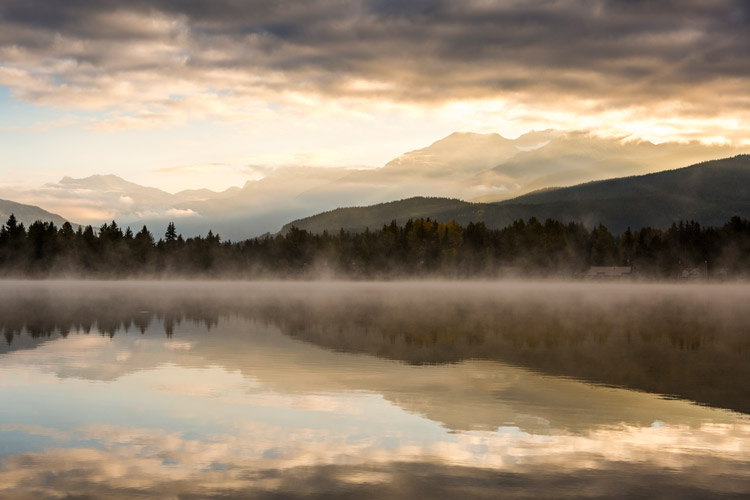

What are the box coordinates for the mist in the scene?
[3,279,750,414]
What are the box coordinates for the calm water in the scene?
[1,281,749,499]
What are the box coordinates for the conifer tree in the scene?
[165,222,177,242]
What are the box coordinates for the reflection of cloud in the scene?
[1,420,749,498]
[115,351,131,362]
[0,424,71,442]
[237,392,368,415]
[3,279,750,497]
[163,341,192,351]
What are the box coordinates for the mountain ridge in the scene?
[282,155,750,235]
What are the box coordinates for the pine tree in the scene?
[165,222,177,242]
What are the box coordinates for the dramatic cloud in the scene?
[0,0,748,142]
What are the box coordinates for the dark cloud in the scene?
[0,0,748,135]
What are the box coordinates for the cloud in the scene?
[165,208,198,218]
[0,1,748,142]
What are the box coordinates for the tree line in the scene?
[1,213,749,278]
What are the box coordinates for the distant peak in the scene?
[514,128,561,143]
[60,173,127,183]
[443,131,506,140]
[426,131,511,150]
[93,174,125,180]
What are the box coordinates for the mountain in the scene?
[112,167,352,241]
[282,155,750,234]
[36,174,250,239]
[5,130,748,239]
[297,130,747,205]
[383,131,522,174]
[56,174,231,220]
[0,199,73,228]
[237,132,748,236]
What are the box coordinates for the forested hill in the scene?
[282,197,475,235]
[0,199,72,229]
[283,155,750,234]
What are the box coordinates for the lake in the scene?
[1,281,749,499]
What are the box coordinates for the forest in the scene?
[1,213,749,278]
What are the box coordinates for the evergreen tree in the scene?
[2,214,750,278]
[165,222,177,242]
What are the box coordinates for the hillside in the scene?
[0,199,73,228]
[282,155,750,234]
[282,197,474,234]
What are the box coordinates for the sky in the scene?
[1,0,749,193]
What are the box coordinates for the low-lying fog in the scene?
[3,280,750,414]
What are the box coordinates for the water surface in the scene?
[1,281,749,499]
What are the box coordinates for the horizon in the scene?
[1,139,750,239]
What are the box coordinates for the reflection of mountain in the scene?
[2,282,749,421]
[5,131,748,239]
[285,155,750,234]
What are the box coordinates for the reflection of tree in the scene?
[0,289,220,345]
[1,284,749,414]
